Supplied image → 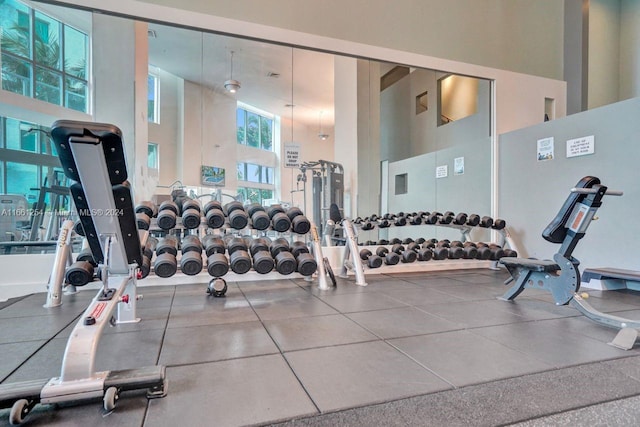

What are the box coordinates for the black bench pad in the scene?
[499,257,560,272]
[582,268,640,283]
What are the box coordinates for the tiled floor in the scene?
[2,269,640,426]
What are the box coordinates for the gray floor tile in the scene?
[389,330,553,387]
[495,297,582,321]
[0,294,87,319]
[402,276,467,287]
[0,314,79,344]
[472,319,631,368]
[159,321,278,365]
[146,354,317,427]
[0,340,46,382]
[134,290,175,308]
[284,341,451,412]
[264,314,378,351]
[421,283,503,301]
[448,273,508,285]
[317,292,408,313]
[417,299,528,328]
[379,287,463,306]
[575,292,640,313]
[347,306,463,339]
[250,295,338,321]
[7,329,164,383]
[0,394,149,427]
[167,297,258,329]
[238,279,302,293]
[170,283,243,306]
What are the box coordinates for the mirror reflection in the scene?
[0,0,492,254]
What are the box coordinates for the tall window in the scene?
[236,162,275,204]
[0,0,89,112]
[236,107,273,151]
[147,142,158,169]
[148,72,159,123]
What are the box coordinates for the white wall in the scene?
[498,97,640,270]
[588,0,621,109]
[620,0,640,101]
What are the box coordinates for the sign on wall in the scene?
[537,137,554,161]
[566,135,595,158]
[454,157,465,175]
[436,165,448,178]
[284,143,301,168]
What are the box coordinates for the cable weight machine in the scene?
[297,160,344,234]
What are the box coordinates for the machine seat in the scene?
[500,257,561,272]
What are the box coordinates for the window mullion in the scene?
[30,9,36,98]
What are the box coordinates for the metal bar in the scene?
[571,188,623,196]
[570,293,640,329]
[309,222,330,290]
[44,220,75,308]
[341,219,366,286]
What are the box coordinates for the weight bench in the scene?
[0,120,166,425]
[499,176,640,350]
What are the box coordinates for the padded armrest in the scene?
[542,176,600,243]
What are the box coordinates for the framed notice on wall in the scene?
[284,143,301,168]
[537,137,554,161]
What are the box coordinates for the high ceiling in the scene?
[148,22,335,128]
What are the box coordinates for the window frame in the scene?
[147,71,160,123]
[1,1,89,112]
[236,105,274,151]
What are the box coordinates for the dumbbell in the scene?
[377,239,390,245]
[296,252,317,276]
[139,237,156,279]
[476,242,504,260]
[224,201,249,230]
[438,211,454,225]
[425,212,440,224]
[455,241,478,259]
[290,241,309,259]
[77,247,97,266]
[466,214,481,226]
[268,205,291,233]
[479,216,494,228]
[226,237,252,274]
[406,241,421,252]
[417,247,433,261]
[394,215,407,226]
[73,220,85,236]
[249,237,271,256]
[65,261,95,286]
[269,237,290,259]
[180,235,203,276]
[503,248,518,257]
[453,212,468,225]
[359,248,383,268]
[207,277,228,297]
[155,235,178,277]
[202,235,226,257]
[375,247,400,265]
[207,253,229,277]
[360,221,375,231]
[204,200,225,229]
[407,213,422,225]
[247,204,271,231]
[377,219,391,228]
[415,237,426,245]
[464,242,491,260]
[136,212,151,230]
[390,238,402,245]
[391,243,417,263]
[447,244,464,259]
[157,200,179,230]
[135,201,158,219]
[252,249,275,274]
[431,246,449,260]
[179,199,201,230]
[287,207,311,234]
[492,219,507,230]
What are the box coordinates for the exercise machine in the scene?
[298,160,344,234]
[0,120,166,424]
[499,176,640,350]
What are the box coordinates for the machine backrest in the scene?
[542,176,600,243]
[50,120,142,273]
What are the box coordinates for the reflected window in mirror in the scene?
[147,71,160,123]
[236,105,274,151]
[0,0,89,112]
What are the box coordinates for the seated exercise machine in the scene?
[0,120,166,425]
[499,176,640,350]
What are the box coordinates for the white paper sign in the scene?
[284,143,301,168]
[436,165,448,179]
[454,157,464,175]
[566,135,595,158]
[537,137,554,161]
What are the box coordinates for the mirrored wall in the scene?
[0,0,493,250]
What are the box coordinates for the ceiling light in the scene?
[318,111,329,140]
[224,50,241,93]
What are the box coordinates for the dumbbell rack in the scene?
[329,218,521,279]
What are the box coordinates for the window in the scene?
[236,107,273,151]
[438,74,479,126]
[0,0,89,112]
[237,162,274,185]
[147,142,158,169]
[0,115,67,207]
[148,73,159,123]
[237,187,274,205]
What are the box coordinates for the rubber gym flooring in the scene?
[2,269,640,426]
